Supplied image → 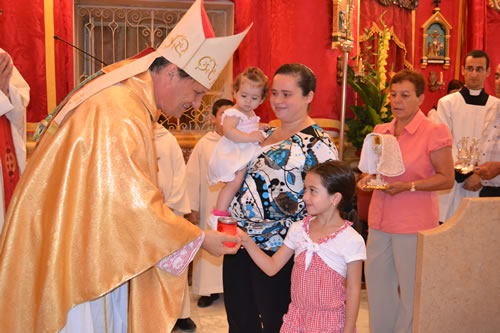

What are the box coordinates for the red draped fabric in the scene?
[0,0,45,122]
[359,0,412,73]
[2,1,498,126]
[231,0,355,129]
[484,6,500,96]
[466,0,487,51]
[54,0,74,107]
[0,116,20,209]
[0,0,73,122]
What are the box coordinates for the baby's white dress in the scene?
[208,108,261,185]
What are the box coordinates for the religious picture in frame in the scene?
[332,0,354,49]
[421,8,452,69]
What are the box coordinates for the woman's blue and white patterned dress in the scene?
[230,124,339,251]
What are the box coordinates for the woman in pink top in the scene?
[357,70,454,333]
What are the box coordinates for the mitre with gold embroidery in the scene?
[158,0,252,89]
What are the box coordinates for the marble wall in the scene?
[413,197,500,332]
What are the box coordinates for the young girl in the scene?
[239,161,366,333]
[208,67,268,220]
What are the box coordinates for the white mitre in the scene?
[158,0,251,89]
[50,0,251,128]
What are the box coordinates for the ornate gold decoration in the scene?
[163,34,189,57]
[46,121,59,135]
[331,0,355,49]
[337,54,345,85]
[420,7,452,69]
[454,0,465,80]
[489,0,500,11]
[195,56,217,82]
[378,0,418,10]
[428,70,445,92]
[359,22,414,70]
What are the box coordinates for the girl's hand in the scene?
[237,228,252,246]
[357,174,375,192]
[259,123,270,131]
[248,130,266,143]
[382,181,410,196]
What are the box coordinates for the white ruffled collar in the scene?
[300,216,352,270]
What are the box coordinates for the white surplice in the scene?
[154,124,192,319]
[436,89,500,221]
[154,124,191,216]
[186,131,225,296]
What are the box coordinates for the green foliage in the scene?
[345,60,393,151]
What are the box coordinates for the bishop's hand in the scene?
[201,230,241,256]
[0,53,13,97]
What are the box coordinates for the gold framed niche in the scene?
[331,0,354,49]
[421,7,452,69]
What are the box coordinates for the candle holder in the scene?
[428,70,445,92]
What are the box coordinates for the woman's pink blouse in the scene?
[368,111,452,234]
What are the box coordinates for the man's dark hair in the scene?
[463,50,490,69]
[447,79,464,94]
[212,99,234,116]
[149,57,190,78]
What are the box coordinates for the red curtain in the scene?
[359,0,412,72]
[0,0,46,122]
[484,6,500,95]
[231,0,351,128]
[0,0,73,122]
[466,0,487,51]
[3,1,498,125]
[54,0,74,106]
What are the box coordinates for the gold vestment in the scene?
[0,67,201,332]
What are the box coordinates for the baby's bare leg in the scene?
[214,168,247,212]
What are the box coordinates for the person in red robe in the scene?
[0,49,29,233]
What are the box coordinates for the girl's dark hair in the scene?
[308,160,355,216]
[273,63,316,96]
[233,67,269,99]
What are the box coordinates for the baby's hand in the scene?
[259,123,270,131]
[248,130,266,143]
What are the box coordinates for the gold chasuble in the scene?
[0,66,201,332]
